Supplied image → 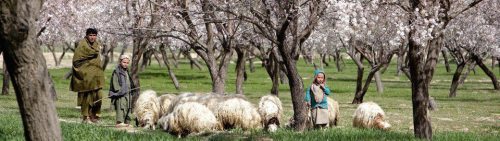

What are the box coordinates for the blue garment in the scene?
[304,69,331,109]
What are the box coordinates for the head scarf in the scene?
[311,69,325,103]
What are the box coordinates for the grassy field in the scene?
[0,58,499,141]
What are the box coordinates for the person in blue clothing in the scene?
[304,69,331,128]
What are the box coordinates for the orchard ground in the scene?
[0,55,499,140]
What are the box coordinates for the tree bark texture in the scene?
[407,31,435,140]
[0,0,62,140]
[449,62,466,97]
[442,50,450,73]
[182,50,202,70]
[374,71,384,94]
[235,46,247,94]
[474,55,499,90]
[159,43,180,90]
[2,62,10,95]
[130,38,146,106]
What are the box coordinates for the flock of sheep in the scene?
[133,90,391,137]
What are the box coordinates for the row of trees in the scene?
[0,0,498,140]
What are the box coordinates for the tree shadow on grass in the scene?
[483,125,500,132]
[437,97,500,103]
[175,74,208,80]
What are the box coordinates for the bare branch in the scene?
[450,0,485,19]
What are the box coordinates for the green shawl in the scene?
[70,38,105,92]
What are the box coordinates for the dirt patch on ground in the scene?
[59,118,141,133]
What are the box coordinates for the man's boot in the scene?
[82,116,93,124]
[90,114,100,123]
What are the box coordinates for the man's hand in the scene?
[305,102,311,107]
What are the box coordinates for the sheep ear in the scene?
[375,113,383,120]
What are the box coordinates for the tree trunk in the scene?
[235,47,247,94]
[335,49,343,72]
[408,32,435,140]
[264,54,280,95]
[0,0,62,140]
[396,52,405,76]
[159,43,180,90]
[279,70,288,84]
[460,63,475,85]
[100,42,114,70]
[194,45,232,94]
[498,58,500,75]
[474,55,500,90]
[248,55,255,73]
[271,59,280,95]
[442,50,450,73]
[100,42,109,69]
[449,62,466,97]
[491,56,496,69]
[110,43,114,63]
[352,66,382,104]
[168,45,179,68]
[278,48,307,131]
[348,52,364,104]
[322,54,329,67]
[46,43,60,66]
[130,38,146,106]
[57,43,70,67]
[152,50,163,67]
[120,44,127,57]
[2,62,10,95]
[140,48,154,71]
[183,51,202,70]
[374,71,383,94]
[352,66,364,104]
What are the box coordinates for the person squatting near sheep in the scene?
[109,55,136,128]
[70,28,105,124]
[304,69,331,129]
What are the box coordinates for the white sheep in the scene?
[158,102,222,137]
[133,90,161,130]
[169,93,246,112]
[428,96,438,111]
[326,97,340,127]
[258,95,283,132]
[352,102,391,130]
[214,97,262,130]
[167,93,259,130]
[165,92,203,114]
[158,94,177,117]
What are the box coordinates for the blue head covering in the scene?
[313,69,324,76]
[313,69,325,83]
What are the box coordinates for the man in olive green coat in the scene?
[70,28,105,123]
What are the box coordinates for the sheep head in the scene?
[140,112,157,130]
[374,113,391,130]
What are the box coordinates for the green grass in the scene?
[1,58,499,140]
